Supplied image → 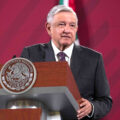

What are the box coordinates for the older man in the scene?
[21,5,112,120]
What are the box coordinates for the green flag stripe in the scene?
[59,0,64,5]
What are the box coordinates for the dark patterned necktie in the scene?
[57,52,67,61]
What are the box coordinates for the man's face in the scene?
[46,11,78,50]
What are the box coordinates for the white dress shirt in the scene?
[51,41,74,66]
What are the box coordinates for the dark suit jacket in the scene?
[21,42,112,120]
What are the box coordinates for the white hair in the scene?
[47,5,78,24]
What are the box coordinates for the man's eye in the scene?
[58,23,65,26]
[70,24,76,28]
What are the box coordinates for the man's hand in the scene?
[77,98,92,120]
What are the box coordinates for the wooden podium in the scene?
[0,62,81,120]
[0,108,42,120]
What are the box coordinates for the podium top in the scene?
[33,62,81,101]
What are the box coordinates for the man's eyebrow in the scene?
[58,21,65,23]
[70,22,76,24]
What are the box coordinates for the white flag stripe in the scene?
[63,0,69,6]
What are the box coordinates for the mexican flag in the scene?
[59,0,80,45]
[59,0,75,10]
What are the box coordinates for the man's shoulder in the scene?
[75,45,102,58]
[81,45,101,54]
[24,43,49,50]
[21,43,50,61]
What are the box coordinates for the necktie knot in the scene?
[57,52,67,61]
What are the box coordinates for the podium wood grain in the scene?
[0,108,42,120]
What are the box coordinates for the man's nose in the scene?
[63,25,71,33]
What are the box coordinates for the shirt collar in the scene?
[51,40,74,59]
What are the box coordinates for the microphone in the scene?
[12,55,16,59]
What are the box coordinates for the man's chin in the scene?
[61,42,70,46]
[60,42,71,48]
[60,39,71,45]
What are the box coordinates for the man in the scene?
[21,5,112,120]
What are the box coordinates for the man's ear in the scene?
[45,22,51,35]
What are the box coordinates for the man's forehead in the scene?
[54,11,75,16]
[53,11,77,21]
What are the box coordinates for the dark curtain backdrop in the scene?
[0,0,120,119]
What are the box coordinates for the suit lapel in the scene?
[70,45,83,80]
[44,42,56,62]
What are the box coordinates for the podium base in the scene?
[6,99,62,120]
[47,112,61,120]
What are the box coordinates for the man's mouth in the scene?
[61,35,71,38]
